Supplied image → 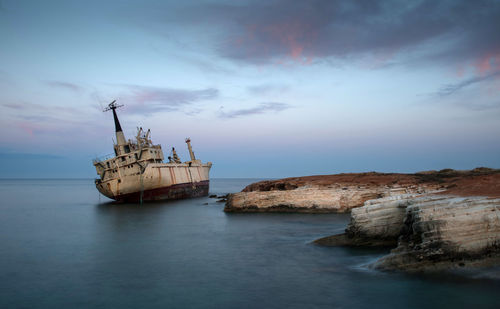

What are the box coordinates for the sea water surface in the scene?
[0,179,499,308]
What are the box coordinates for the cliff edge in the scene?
[225,168,500,272]
[225,168,500,213]
[308,168,500,272]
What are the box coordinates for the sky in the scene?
[0,0,499,178]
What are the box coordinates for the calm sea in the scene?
[0,179,499,308]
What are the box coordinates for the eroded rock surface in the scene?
[229,185,390,213]
[316,193,500,271]
[227,168,500,271]
[372,196,500,271]
[225,169,500,213]
[314,193,438,246]
[225,185,441,213]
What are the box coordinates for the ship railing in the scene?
[93,153,115,164]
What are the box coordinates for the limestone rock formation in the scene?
[225,169,500,214]
[372,196,500,271]
[314,194,438,246]
[224,186,437,213]
[315,193,500,271]
[227,169,500,271]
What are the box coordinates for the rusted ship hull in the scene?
[95,163,211,203]
[113,180,209,202]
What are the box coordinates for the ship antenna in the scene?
[103,100,123,112]
[103,100,124,133]
[103,100,127,147]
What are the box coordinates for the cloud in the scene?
[0,101,101,126]
[247,84,289,95]
[455,101,500,111]
[218,102,292,118]
[149,0,500,70]
[1,101,84,116]
[426,69,500,111]
[0,101,105,141]
[118,85,219,115]
[45,81,83,92]
[436,70,500,96]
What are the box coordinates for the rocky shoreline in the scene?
[225,168,500,272]
[224,175,440,213]
[316,194,500,271]
[372,196,500,272]
[225,168,500,213]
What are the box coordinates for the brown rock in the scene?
[225,169,500,213]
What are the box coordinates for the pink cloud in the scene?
[231,19,317,65]
[455,64,465,78]
[474,52,500,75]
[17,121,38,137]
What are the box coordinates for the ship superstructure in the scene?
[93,101,212,202]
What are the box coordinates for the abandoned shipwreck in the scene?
[93,101,212,202]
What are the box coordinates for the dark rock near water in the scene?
[314,233,397,247]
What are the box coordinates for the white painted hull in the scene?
[96,162,211,202]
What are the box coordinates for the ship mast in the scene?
[185,138,196,162]
[104,100,128,155]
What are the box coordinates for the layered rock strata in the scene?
[316,194,500,271]
[227,169,500,271]
[372,196,500,271]
[314,193,437,246]
[225,169,500,213]
[224,186,438,213]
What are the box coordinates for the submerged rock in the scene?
[314,233,397,247]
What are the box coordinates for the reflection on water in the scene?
[0,179,499,308]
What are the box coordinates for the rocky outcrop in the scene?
[314,193,437,246]
[316,193,500,271]
[227,168,500,271]
[225,169,500,213]
[373,196,500,271]
[224,185,439,213]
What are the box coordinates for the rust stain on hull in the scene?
[169,167,176,184]
[115,180,210,203]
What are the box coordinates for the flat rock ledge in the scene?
[224,169,500,213]
[315,194,500,272]
[224,185,440,213]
